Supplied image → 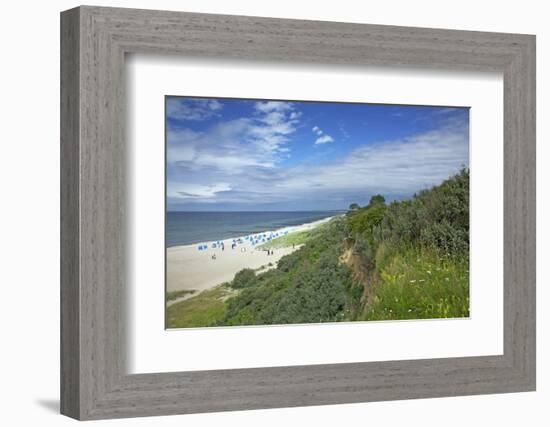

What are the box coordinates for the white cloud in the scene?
[312,125,333,143]
[315,134,334,145]
[434,107,463,115]
[168,182,231,199]
[167,101,469,210]
[254,101,293,113]
[167,101,302,175]
[312,126,324,135]
[167,98,223,121]
[274,119,468,199]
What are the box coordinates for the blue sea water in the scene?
[166,211,342,247]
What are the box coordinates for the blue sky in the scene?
[166,97,469,211]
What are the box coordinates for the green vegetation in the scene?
[166,285,235,328]
[168,169,469,328]
[218,219,351,326]
[350,168,470,320]
[166,289,196,302]
[259,230,311,249]
[231,268,257,289]
[365,247,469,320]
[259,219,336,250]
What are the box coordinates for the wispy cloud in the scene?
[315,134,334,145]
[311,125,334,145]
[167,98,223,121]
[254,101,293,113]
[167,100,302,201]
[434,107,464,115]
[168,182,231,200]
[167,100,469,210]
[287,119,468,198]
[338,122,350,140]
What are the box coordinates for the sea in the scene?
[166,211,342,247]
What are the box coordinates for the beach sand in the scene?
[166,216,334,294]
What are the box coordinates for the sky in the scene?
[166,96,469,211]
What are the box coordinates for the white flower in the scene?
[410,280,416,283]
[426,270,432,274]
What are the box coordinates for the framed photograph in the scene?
[61,6,536,420]
[164,97,471,329]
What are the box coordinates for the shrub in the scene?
[347,203,386,238]
[231,268,256,289]
[372,168,469,258]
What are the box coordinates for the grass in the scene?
[166,289,196,302]
[258,230,311,249]
[363,248,469,321]
[167,285,236,328]
[259,219,336,250]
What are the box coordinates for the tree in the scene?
[368,194,385,207]
[349,203,360,211]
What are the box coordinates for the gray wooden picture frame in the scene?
[60,5,536,420]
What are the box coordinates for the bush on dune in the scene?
[219,220,352,326]
[348,168,470,320]
[373,168,469,258]
[231,268,256,289]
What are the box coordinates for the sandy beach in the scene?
[167,216,334,295]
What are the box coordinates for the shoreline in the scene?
[166,215,335,295]
[166,212,341,249]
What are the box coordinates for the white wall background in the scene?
[0,0,546,425]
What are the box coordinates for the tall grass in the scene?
[363,247,469,320]
[167,285,234,328]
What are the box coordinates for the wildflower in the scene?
[410,280,416,283]
[444,277,449,281]
[408,309,412,312]
[426,270,432,274]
